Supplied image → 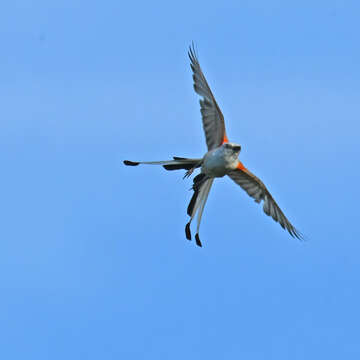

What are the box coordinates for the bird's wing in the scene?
[227,165,302,239]
[188,44,228,150]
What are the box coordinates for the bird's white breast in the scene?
[202,147,238,177]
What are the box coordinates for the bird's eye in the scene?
[233,146,241,152]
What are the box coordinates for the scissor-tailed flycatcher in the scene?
[124,45,302,246]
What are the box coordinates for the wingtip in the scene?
[294,229,306,242]
[188,42,198,63]
[188,41,195,52]
[123,160,139,166]
[288,226,305,242]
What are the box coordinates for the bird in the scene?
[124,44,302,247]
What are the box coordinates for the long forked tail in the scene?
[185,174,214,247]
[124,157,202,171]
[124,156,212,247]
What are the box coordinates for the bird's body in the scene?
[124,44,302,246]
[202,143,241,178]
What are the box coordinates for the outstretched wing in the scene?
[228,166,302,240]
[188,44,228,150]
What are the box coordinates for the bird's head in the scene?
[223,142,241,158]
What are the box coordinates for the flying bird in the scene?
[124,44,302,246]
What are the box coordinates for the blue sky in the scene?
[1,1,360,359]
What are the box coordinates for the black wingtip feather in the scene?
[124,160,139,166]
[195,233,202,247]
[188,42,198,65]
[185,223,191,240]
[292,228,305,241]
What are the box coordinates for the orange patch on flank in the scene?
[237,161,247,171]
[222,134,229,144]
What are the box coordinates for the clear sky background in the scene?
[1,1,360,359]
